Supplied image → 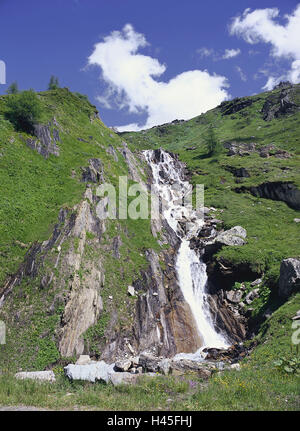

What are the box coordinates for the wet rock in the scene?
[203,343,246,362]
[278,258,300,298]
[15,371,56,382]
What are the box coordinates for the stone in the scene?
[15,371,56,383]
[169,359,213,379]
[215,226,247,246]
[76,355,91,365]
[245,288,260,305]
[251,278,262,287]
[64,361,115,383]
[294,218,300,223]
[278,258,300,298]
[230,363,241,370]
[127,286,136,296]
[108,372,157,386]
[226,290,243,304]
[109,372,139,386]
[114,359,132,372]
[158,358,171,375]
[139,353,161,372]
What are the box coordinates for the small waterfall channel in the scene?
[144,149,229,360]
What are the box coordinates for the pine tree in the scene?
[48,75,59,90]
[6,81,18,94]
[204,124,221,156]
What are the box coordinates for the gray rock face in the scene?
[214,226,247,246]
[15,371,56,382]
[106,144,119,162]
[236,182,300,211]
[81,158,103,183]
[278,258,300,298]
[64,361,115,383]
[26,122,60,158]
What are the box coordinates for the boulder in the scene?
[158,358,171,375]
[76,355,91,365]
[215,226,247,246]
[245,288,260,305]
[114,359,132,372]
[64,361,115,383]
[278,258,300,298]
[226,290,243,303]
[169,359,213,379]
[109,372,139,386]
[15,371,56,383]
[139,353,161,372]
[127,285,136,296]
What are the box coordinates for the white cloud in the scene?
[196,47,241,61]
[222,48,241,59]
[230,4,300,88]
[196,47,215,58]
[236,66,247,82]
[88,24,230,131]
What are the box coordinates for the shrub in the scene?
[6,90,42,133]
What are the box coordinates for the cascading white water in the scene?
[144,149,229,360]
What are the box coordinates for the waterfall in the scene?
[144,149,229,360]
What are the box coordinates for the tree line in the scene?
[6,75,60,94]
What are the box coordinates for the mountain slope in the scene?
[0,83,299,377]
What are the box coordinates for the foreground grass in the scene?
[0,366,299,411]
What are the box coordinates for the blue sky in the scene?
[0,0,299,130]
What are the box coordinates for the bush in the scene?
[6,90,42,133]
